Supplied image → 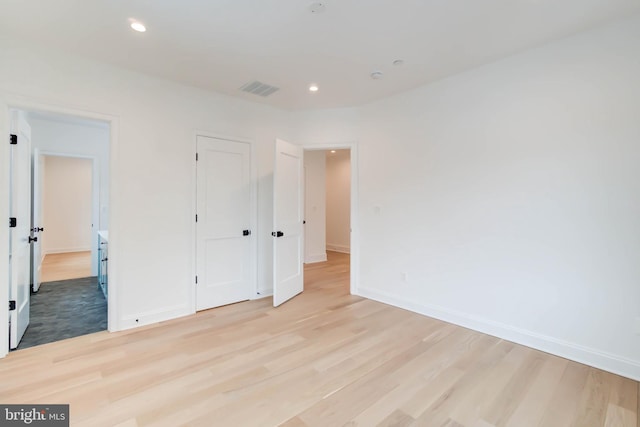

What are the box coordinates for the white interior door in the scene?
[273,138,304,307]
[31,148,44,292]
[9,111,32,349]
[196,135,253,311]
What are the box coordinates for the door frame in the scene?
[191,131,258,313]
[302,141,359,295]
[0,98,118,358]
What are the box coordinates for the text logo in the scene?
[0,405,69,426]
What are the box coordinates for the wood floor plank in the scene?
[41,251,92,282]
[481,349,546,426]
[539,362,591,427]
[572,368,614,427]
[504,354,569,427]
[0,251,637,426]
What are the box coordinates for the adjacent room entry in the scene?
[195,135,255,310]
[8,108,110,351]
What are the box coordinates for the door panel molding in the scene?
[193,132,257,312]
[273,139,304,307]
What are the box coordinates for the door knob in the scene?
[243,230,251,236]
[28,236,38,243]
[271,231,284,238]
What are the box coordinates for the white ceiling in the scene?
[1,0,639,110]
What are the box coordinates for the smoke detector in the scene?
[309,2,326,13]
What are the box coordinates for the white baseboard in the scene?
[44,247,92,255]
[305,253,327,264]
[254,288,273,299]
[326,244,350,254]
[120,304,190,331]
[356,286,640,381]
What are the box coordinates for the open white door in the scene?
[196,135,253,310]
[273,139,304,307]
[9,111,32,349]
[31,149,44,292]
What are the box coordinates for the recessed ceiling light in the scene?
[393,59,404,66]
[370,71,384,80]
[309,84,319,92]
[330,150,336,153]
[130,21,146,32]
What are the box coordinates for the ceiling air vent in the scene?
[239,81,280,97]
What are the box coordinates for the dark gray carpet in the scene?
[16,276,107,350]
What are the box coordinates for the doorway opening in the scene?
[303,147,354,297]
[39,155,94,283]
[8,109,110,350]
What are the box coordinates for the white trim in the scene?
[0,102,9,358]
[357,286,640,381]
[192,131,258,313]
[0,97,119,362]
[251,292,272,300]
[43,247,92,255]
[305,253,328,264]
[120,303,190,330]
[326,244,350,254]
[302,141,359,296]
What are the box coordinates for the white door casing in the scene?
[9,111,31,349]
[273,139,304,307]
[196,135,253,310]
[31,148,44,292]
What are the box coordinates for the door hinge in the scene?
[196,152,199,161]
[195,276,198,284]
[195,214,198,222]
[9,134,17,145]
[9,217,16,228]
[9,300,16,311]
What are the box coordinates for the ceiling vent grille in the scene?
[239,81,279,97]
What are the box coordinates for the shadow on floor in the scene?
[17,276,107,350]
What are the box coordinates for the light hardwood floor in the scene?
[1,251,637,426]
[41,251,92,283]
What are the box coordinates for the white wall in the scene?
[0,37,293,337]
[41,156,93,254]
[325,150,350,253]
[294,15,640,379]
[304,150,326,263]
[30,116,110,230]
